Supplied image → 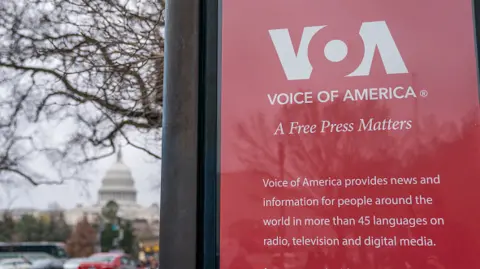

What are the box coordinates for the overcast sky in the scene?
[0,145,161,210]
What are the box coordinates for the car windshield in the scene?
[87,256,115,263]
[0,254,20,260]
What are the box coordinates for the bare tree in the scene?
[0,0,164,185]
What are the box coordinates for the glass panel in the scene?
[219,1,480,268]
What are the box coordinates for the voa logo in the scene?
[268,21,408,81]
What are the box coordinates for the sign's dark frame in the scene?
[474,0,480,99]
[198,0,220,267]
[160,0,480,269]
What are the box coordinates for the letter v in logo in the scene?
[269,26,326,81]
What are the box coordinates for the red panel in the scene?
[220,1,480,269]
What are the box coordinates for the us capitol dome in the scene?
[64,150,160,225]
[98,149,138,208]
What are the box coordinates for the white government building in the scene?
[63,150,160,225]
[2,150,160,227]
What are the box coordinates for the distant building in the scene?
[62,150,160,225]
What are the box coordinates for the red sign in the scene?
[219,1,480,269]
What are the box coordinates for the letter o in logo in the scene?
[324,39,348,62]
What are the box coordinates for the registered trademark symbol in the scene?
[420,90,428,97]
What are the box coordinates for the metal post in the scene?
[159,0,200,267]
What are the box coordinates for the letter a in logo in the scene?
[269,21,408,81]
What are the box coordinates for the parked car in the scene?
[0,253,57,263]
[63,258,87,269]
[0,254,22,261]
[0,243,68,260]
[20,254,56,263]
[29,259,63,269]
[0,258,31,269]
[78,253,136,269]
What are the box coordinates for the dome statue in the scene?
[98,148,138,207]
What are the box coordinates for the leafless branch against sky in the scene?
[0,0,164,185]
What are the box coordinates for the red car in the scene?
[78,253,137,269]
